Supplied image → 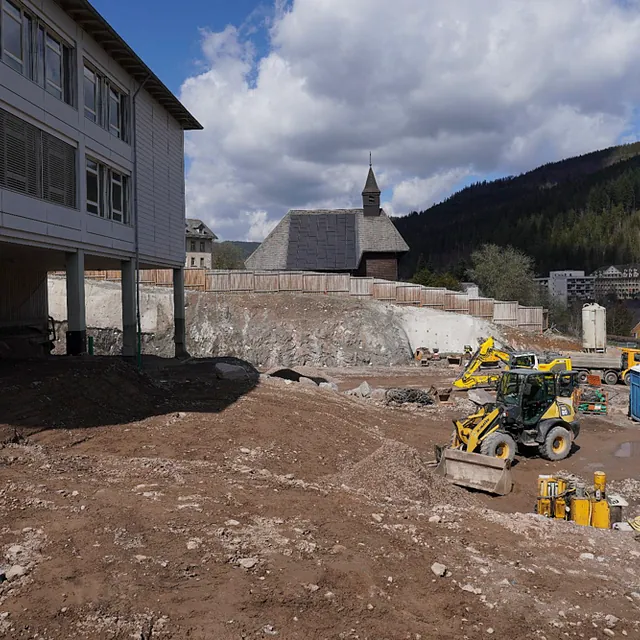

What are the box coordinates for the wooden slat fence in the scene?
[76,268,544,332]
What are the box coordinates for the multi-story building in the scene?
[0,0,202,356]
[535,270,595,305]
[593,265,640,300]
[185,218,217,269]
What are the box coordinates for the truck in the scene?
[565,348,640,385]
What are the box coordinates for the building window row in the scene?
[85,158,129,224]
[1,1,130,142]
[83,64,129,141]
[0,106,76,208]
[1,0,74,105]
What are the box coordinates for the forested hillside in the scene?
[393,142,640,278]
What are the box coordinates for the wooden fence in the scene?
[73,268,544,333]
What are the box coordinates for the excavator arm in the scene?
[453,337,512,390]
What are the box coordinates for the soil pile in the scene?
[331,440,469,505]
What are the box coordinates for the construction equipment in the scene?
[453,337,512,390]
[436,369,579,495]
[620,347,640,384]
[453,337,572,390]
[535,471,627,529]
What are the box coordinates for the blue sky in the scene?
[91,0,640,240]
[91,0,261,95]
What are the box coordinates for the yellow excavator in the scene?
[453,337,572,390]
[436,369,580,495]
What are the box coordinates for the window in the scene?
[0,106,76,208]
[85,157,130,224]
[190,240,196,251]
[190,257,195,267]
[85,159,100,215]
[1,2,74,106]
[200,257,204,267]
[199,241,205,252]
[84,62,129,141]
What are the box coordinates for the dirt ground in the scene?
[1,357,639,639]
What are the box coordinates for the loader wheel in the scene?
[539,426,572,461]
[480,432,517,463]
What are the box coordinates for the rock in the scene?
[604,630,615,637]
[262,624,278,636]
[428,515,442,523]
[6,545,25,561]
[487,629,494,635]
[330,544,346,555]
[303,583,320,592]
[357,381,372,398]
[324,591,335,600]
[225,519,240,526]
[460,584,482,595]
[579,552,595,561]
[299,377,318,387]
[319,382,339,391]
[372,513,383,523]
[284,473,295,480]
[431,562,447,577]
[215,363,248,381]
[630,592,640,600]
[370,388,387,402]
[367,604,374,610]
[6,565,26,581]
[186,539,201,550]
[238,557,259,569]
[239,447,252,455]
[605,616,619,628]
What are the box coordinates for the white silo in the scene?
[582,303,607,352]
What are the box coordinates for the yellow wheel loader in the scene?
[453,337,572,390]
[436,369,579,495]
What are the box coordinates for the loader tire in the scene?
[539,426,572,461]
[479,432,517,463]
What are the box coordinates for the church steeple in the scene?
[362,155,381,216]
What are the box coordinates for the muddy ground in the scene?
[0,357,639,639]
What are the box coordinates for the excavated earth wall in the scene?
[48,277,500,366]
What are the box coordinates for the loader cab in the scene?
[497,370,577,426]
[510,353,538,369]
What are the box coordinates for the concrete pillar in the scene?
[65,250,86,355]
[121,259,136,357]
[173,267,188,359]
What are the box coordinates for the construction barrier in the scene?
[60,268,544,333]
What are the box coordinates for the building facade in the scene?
[593,265,640,300]
[185,218,217,269]
[245,164,409,280]
[0,0,201,356]
[535,270,595,305]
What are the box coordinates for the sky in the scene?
[92,0,640,242]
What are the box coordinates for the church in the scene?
[244,164,409,281]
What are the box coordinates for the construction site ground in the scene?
[1,357,639,639]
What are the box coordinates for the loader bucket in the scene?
[434,448,514,496]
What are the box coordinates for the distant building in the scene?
[593,265,640,300]
[185,219,217,269]
[245,164,409,280]
[535,270,595,305]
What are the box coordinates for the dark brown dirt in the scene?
[0,358,639,640]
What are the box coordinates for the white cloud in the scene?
[180,0,640,241]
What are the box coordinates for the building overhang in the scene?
[54,0,203,131]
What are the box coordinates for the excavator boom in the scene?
[453,337,512,390]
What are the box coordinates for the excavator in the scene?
[453,337,572,390]
[436,368,580,495]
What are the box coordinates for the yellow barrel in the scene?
[594,471,606,495]
[570,497,591,526]
[591,498,610,529]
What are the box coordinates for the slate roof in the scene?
[245,209,409,271]
[186,218,217,240]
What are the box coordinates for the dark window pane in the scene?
[4,9,23,69]
[84,68,96,120]
[86,172,98,204]
[45,35,62,98]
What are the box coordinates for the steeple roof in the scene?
[362,165,381,195]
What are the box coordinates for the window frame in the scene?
[85,156,130,225]
[83,59,130,142]
[1,1,75,107]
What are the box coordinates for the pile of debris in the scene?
[329,440,471,505]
